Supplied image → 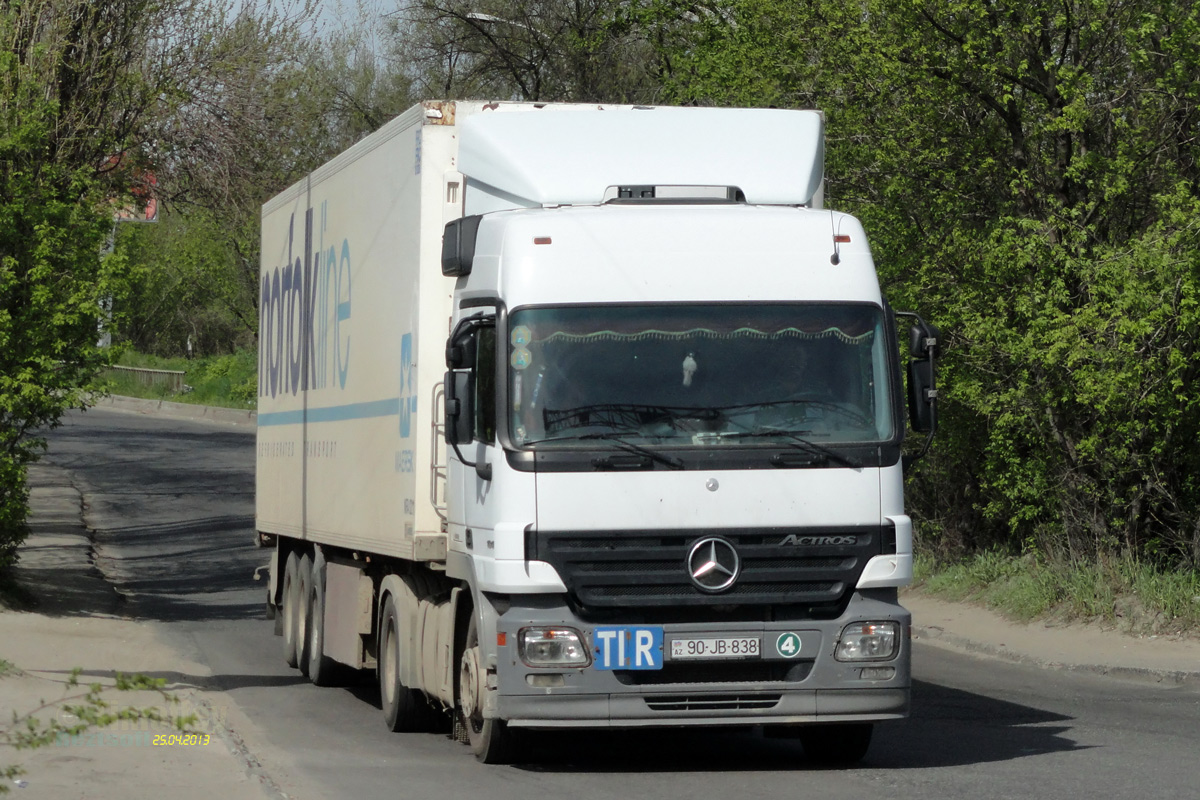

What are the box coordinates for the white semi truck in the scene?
[257,100,940,764]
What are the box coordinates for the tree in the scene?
[117,2,416,359]
[0,0,316,563]
[1,0,143,563]
[651,0,1200,565]
[390,0,665,102]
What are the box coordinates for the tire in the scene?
[296,553,313,676]
[799,723,873,766]
[281,551,301,668]
[306,552,343,686]
[457,611,520,764]
[379,594,436,732]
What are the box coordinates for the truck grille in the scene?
[644,694,782,712]
[529,526,888,612]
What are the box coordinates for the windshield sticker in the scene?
[511,325,532,347]
[511,347,533,370]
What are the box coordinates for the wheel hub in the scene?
[459,646,482,720]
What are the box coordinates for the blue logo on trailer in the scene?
[399,333,416,437]
[593,627,663,670]
[259,202,352,399]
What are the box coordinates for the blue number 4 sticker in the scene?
[593,627,663,670]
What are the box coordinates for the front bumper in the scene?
[489,593,911,730]
[500,688,910,729]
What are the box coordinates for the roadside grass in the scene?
[103,349,257,410]
[912,551,1200,637]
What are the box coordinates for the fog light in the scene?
[860,666,895,680]
[835,621,899,662]
[519,628,590,668]
[526,673,566,688]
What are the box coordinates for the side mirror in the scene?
[443,371,475,446]
[895,311,942,466]
[908,322,942,359]
[907,359,935,434]
[445,334,477,370]
[442,215,482,277]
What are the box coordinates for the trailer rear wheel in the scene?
[457,613,519,764]
[281,551,301,668]
[306,552,342,686]
[379,594,434,731]
[296,554,314,676]
[799,723,873,766]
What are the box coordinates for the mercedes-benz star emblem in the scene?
[687,537,740,593]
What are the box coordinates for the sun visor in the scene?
[457,107,824,210]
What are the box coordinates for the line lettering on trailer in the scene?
[259,201,352,399]
[592,626,663,670]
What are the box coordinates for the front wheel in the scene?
[799,723,873,766]
[457,612,519,764]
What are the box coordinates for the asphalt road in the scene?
[39,406,1200,800]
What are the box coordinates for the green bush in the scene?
[915,551,1200,634]
[106,349,258,410]
[655,2,1200,569]
[0,460,27,569]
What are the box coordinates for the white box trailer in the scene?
[258,100,940,764]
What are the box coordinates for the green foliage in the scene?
[0,2,143,564]
[106,349,257,409]
[117,5,397,359]
[650,0,1200,567]
[118,211,258,356]
[0,0,320,560]
[916,552,1200,633]
[0,459,28,567]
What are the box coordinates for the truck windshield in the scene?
[507,304,895,448]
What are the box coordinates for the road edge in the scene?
[91,394,256,427]
[908,595,1200,688]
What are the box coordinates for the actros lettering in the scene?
[259,202,352,398]
[779,535,858,547]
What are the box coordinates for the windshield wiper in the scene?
[718,428,863,469]
[710,399,875,428]
[578,431,685,471]
[543,403,718,436]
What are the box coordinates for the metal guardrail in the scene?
[103,364,186,394]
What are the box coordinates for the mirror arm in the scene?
[448,440,492,480]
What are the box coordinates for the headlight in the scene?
[519,627,591,668]
[835,621,900,662]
